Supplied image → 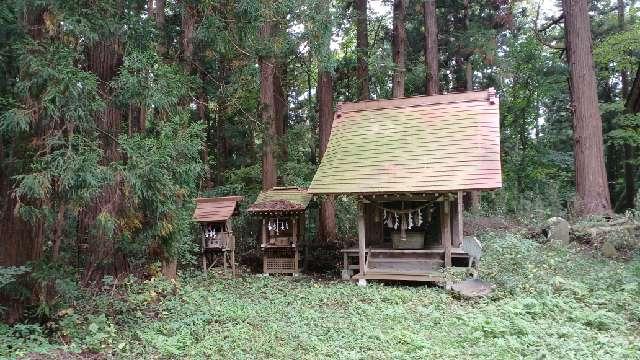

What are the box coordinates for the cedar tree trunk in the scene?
[618,0,635,210]
[149,0,166,56]
[356,0,370,100]
[274,58,288,168]
[260,19,277,190]
[423,0,438,96]
[215,59,229,187]
[562,0,612,215]
[317,70,337,241]
[0,5,46,323]
[80,38,127,285]
[391,0,406,98]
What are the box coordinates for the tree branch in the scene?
[533,3,566,51]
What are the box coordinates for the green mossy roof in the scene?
[309,90,502,194]
[248,187,312,212]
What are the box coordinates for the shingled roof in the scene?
[308,89,502,194]
[248,187,312,213]
[193,196,243,222]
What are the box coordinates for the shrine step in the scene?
[353,272,445,282]
[367,258,444,274]
[367,257,443,263]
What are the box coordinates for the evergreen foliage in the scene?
[0,0,639,356]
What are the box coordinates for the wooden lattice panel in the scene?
[263,248,298,274]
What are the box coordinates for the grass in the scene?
[3,232,640,359]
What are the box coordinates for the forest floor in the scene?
[4,232,640,359]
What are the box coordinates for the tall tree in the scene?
[148,0,166,56]
[0,4,47,322]
[355,0,369,100]
[181,2,212,189]
[317,70,337,241]
[460,0,481,211]
[618,0,635,210]
[562,0,612,215]
[391,0,406,98]
[215,59,229,187]
[463,0,472,92]
[273,18,288,170]
[79,37,126,284]
[259,9,277,190]
[423,0,438,96]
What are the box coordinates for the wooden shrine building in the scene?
[247,187,313,275]
[193,196,243,276]
[308,89,501,284]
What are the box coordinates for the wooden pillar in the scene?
[457,191,463,246]
[357,202,367,275]
[261,218,267,246]
[223,247,228,273]
[451,191,463,247]
[440,199,452,267]
[201,224,207,276]
[300,214,305,243]
[231,250,236,277]
[292,217,298,244]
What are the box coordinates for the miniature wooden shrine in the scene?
[193,196,243,277]
[247,187,312,275]
[308,89,501,284]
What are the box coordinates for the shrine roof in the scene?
[193,196,243,222]
[309,89,502,194]
[248,187,312,213]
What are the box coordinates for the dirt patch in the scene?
[23,350,106,360]
[464,215,537,238]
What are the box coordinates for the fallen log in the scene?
[571,224,640,239]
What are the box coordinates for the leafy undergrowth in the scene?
[4,233,640,359]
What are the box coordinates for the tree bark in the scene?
[0,5,46,322]
[562,0,612,215]
[80,38,127,284]
[181,1,213,190]
[391,0,406,98]
[215,59,229,187]
[317,70,337,242]
[181,2,196,72]
[355,0,369,100]
[423,0,438,96]
[463,0,472,92]
[617,0,635,210]
[273,56,288,168]
[149,0,166,56]
[260,17,277,190]
[465,61,473,91]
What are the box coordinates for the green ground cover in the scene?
[3,232,640,359]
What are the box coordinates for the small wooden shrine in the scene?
[193,196,243,277]
[308,89,501,284]
[247,187,312,275]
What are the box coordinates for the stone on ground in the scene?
[545,217,570,244]
[601,240,619,258]
[450,279,495,298]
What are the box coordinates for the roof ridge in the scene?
[269,186,306,191]
[195,196,243,203]
[336,88,496,115]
